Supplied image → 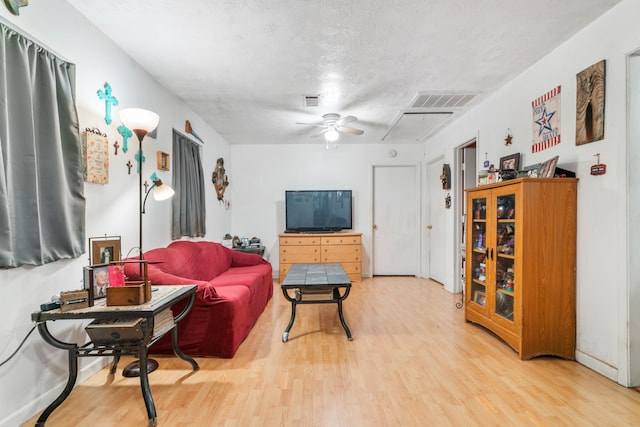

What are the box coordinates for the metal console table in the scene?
[30,285,199,427]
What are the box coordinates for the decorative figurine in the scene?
[185,120,205,144]
[212,157,229,202]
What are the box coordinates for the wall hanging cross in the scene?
[97,82,118,125]
[135,150,145,174]
[118,125,132,153]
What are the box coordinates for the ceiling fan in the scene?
[296,113,364,141]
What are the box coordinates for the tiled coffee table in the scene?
[280,263,352,342]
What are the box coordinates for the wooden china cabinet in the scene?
[464,178,577,360]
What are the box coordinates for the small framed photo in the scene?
[523,163,541,178]
[92,265,110,300]
[84,264,110,303]
[499,153,521,171]
[89,236,121,265]
[473,290,486,306]
[83,266,95,306]
[539,155,559,178]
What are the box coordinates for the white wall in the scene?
[0,2,231,426]
[229,143,425,278]
[628,51,640,385]
[421,0,640,385]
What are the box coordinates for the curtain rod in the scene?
[0,18,71,64]
[173,128,203,145]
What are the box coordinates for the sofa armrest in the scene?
[124,262,219,300]
[229,249,268,267]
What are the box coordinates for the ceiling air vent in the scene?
[382,112,453,142]
[410,92,478,109]
[303,94,320,108]
[381,91,480,142]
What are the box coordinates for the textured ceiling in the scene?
[66,0,621,145]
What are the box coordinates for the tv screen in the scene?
[285,190,353,232]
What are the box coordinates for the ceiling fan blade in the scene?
[311,129,328,138]
[338,115,357,125]
[295,122,326,127]
[338,126,364,135]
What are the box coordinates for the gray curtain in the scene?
[171,131,206,239]
[0,23,85,268]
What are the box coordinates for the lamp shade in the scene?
[325,127,339,142]
[153,180,175,201]
[119,108,159,134]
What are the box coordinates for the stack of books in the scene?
[152,308,175,338]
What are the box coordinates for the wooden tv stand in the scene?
[279,232,362,282]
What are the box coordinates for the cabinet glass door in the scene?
[469,196,487,308]
[493,193,515,321]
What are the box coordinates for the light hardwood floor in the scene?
[24,277,640,426]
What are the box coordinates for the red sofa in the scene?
[123,241,273,358]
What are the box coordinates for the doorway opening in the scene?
[454,137,477,295]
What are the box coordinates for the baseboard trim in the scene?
[576,349,619,383]
[1,358,108,427]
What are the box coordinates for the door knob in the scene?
[427,225,433,230]
[373,224,378,230]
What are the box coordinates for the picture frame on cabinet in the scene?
[499,153,521,171]
[473,290,486,306]
[538,155,559,178]
[523,163,541,178]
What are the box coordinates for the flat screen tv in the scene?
[285,190,353,233]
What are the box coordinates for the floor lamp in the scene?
[119,107,164,377]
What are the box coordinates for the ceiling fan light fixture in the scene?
[325,127,340,142]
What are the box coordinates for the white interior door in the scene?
[372,164,419,275]
[426,160,446,284]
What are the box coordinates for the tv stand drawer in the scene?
[321,235,361,245]
[279,232,362,282]
[279,236,320,246]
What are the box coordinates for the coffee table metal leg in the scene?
[283,301,297,342]
[35,323,79,426]
[138,345,157,427]
[337,300,352,340]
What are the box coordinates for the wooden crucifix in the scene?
[126,160,133,175]
[96,82,118,125]
[113,140,120,155]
